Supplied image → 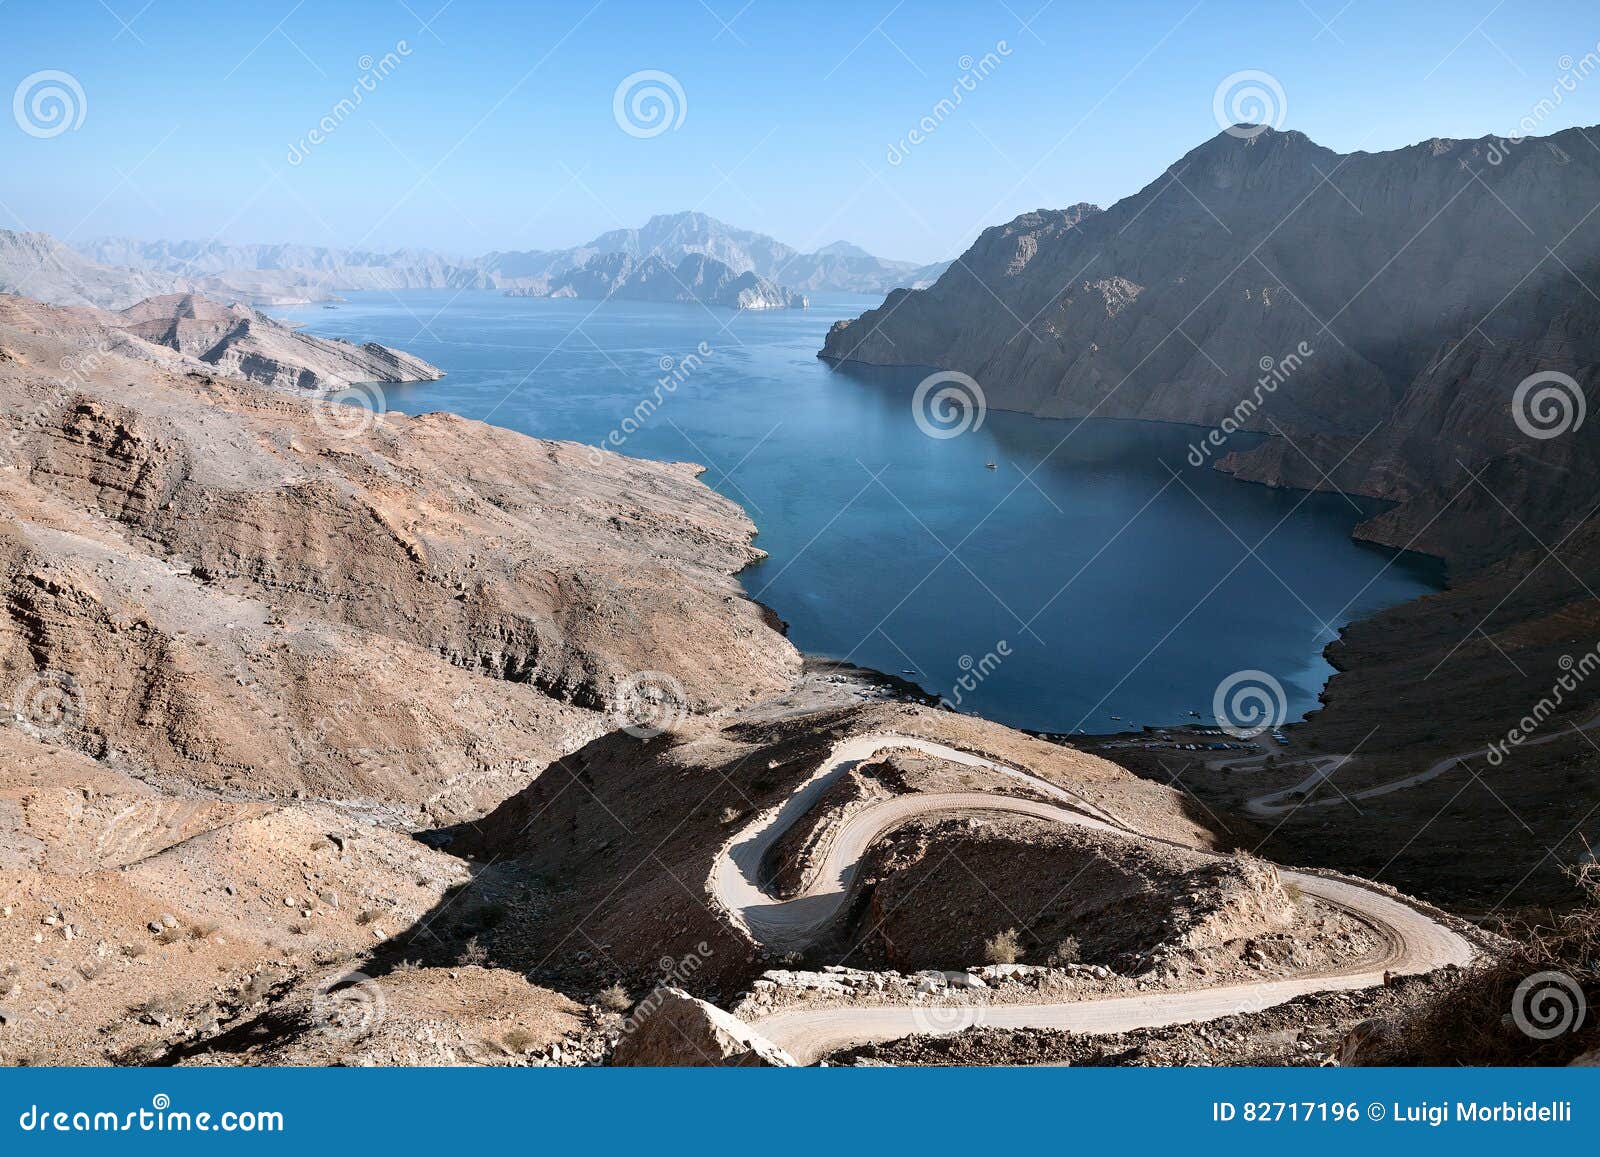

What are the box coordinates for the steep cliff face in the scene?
[821,126,1600,563]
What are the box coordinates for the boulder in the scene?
[610,988,796,1067]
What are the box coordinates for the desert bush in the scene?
[596,982,632,1012]
[501,1028,541,1054]
[460,936,490,966]
[1047,936,1082,966]
[154,925,183,945]
[982,928,1023,965]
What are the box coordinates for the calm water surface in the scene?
[270,291,1442,735]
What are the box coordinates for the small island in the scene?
[505,251,807,310]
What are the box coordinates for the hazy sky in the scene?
[3,0,1598,264]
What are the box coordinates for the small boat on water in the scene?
[984,461,997,470]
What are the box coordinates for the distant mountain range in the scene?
[33,212,948,308]
[504,252,807,310]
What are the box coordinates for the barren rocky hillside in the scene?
[1,292,442,394]
[0,302,799,1063]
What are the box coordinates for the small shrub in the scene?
[154,925,183,945]
[461,936,489,966]
[356,908,383,926]
[982,928,1023,965]
[595,982,631,1012]
[1046,936,1082,966]
[188,919,222,941]
[501,1028,541,1054]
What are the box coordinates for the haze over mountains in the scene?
[16,211,949,308]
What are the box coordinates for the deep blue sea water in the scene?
[269,290,1442,735]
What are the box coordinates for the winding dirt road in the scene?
[1243,709,1600,816]
[708,732,1477,1064]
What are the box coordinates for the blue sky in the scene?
[2,0,1597,264]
